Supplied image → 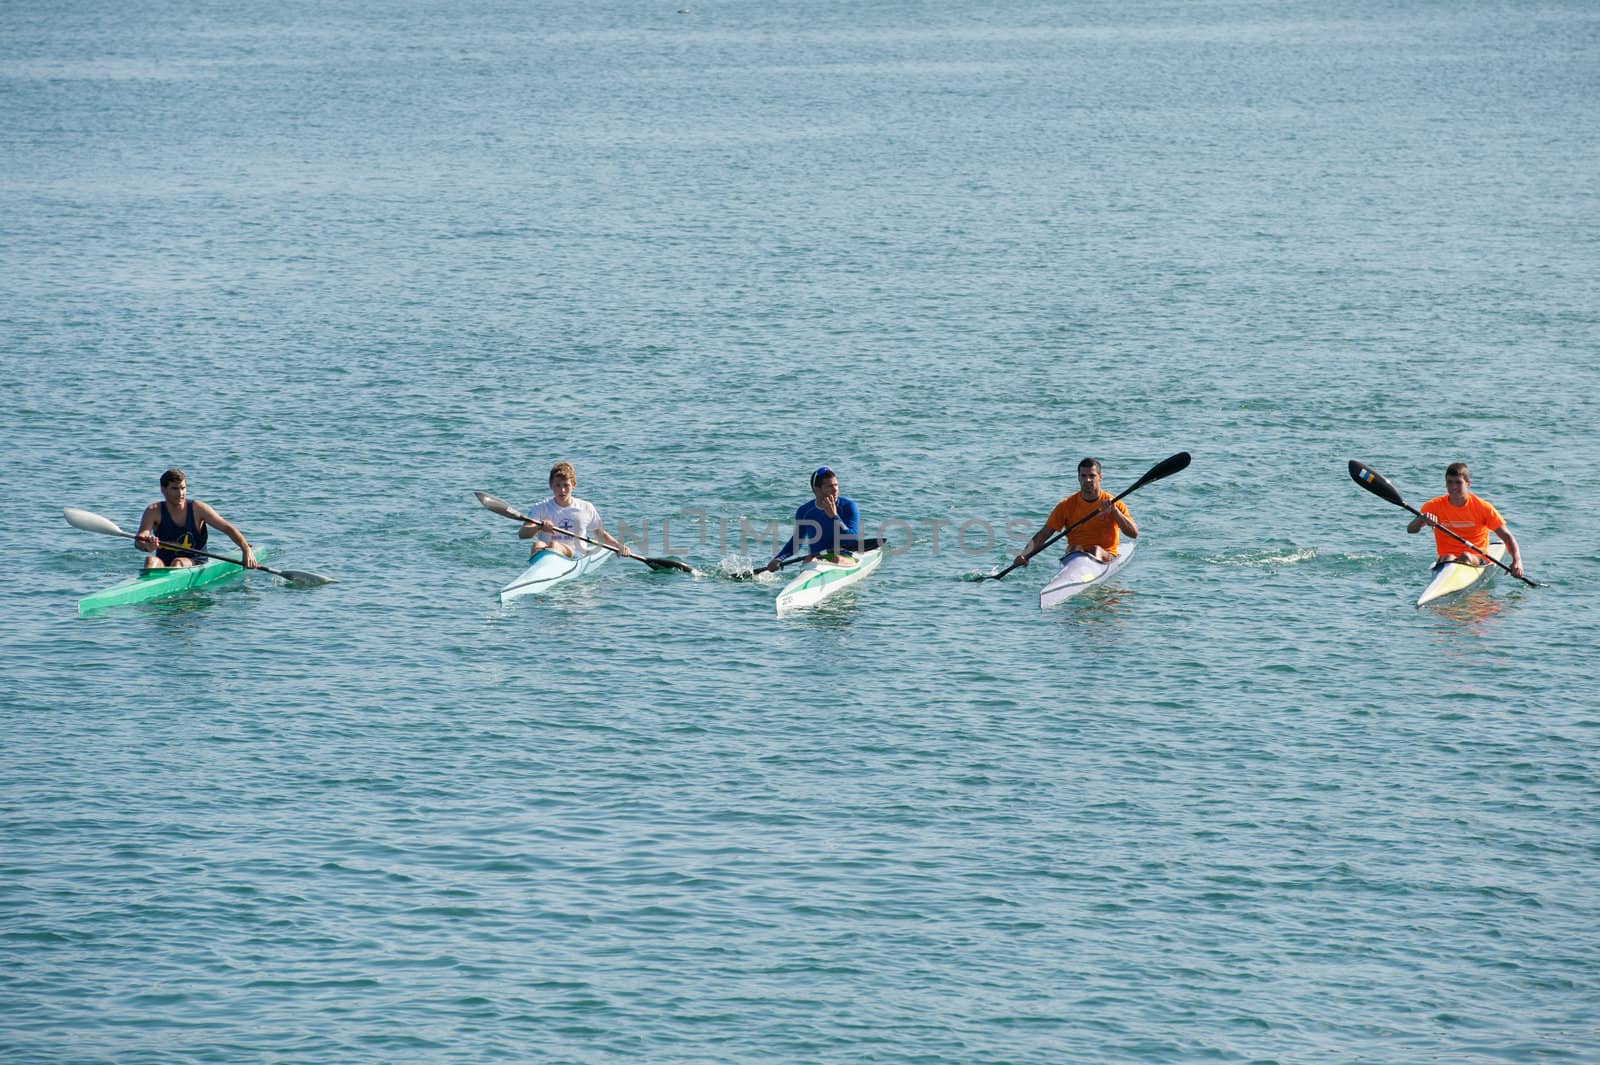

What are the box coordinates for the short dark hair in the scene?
[810,466,835,488]
[160,468,186,488]
[1077,457,1101,473]
[1445,462,1470,481]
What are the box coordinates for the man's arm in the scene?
[1106,499,1138,538]
[1496,523,1523,578]
[765,512,801,572]
[134,503,160,551]
[590,516,633,558]
[1012,521,1055,568]
[837,498,860,537]
[194,501,257,568]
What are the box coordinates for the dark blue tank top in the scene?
[154,501,207,563]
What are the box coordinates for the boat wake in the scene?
[718,555,771,581]
[1203,546,1319,568]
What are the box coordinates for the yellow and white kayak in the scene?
[775,548,883,614]
[1417,541,1505,606]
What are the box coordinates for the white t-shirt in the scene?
[526,496,604,556]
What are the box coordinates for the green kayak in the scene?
[77,558,245,617]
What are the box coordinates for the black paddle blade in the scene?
[1348,460,1407,509]
[723,559,767,581]
[1127,451,1191,493]
[642,557,695,574]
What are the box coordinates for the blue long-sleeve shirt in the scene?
[775,496,860,560]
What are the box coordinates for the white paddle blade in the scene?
[278,569,338,587]
[64,508,130,537]
[474,491,524,520]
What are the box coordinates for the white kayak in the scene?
[1417,540,1505,607]
[775,548,883,614]
[1039,543,1135,609]
[499,548,610,603]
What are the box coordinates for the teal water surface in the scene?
[4,1,1598,1061]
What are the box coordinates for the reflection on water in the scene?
[1198,546,1319,569]
[84,588,250,641]
[1420,586,1514,639]
[114,591,228,624]
[492,582,614,629]
[1046,587,1136,629]
[777,592,865,629]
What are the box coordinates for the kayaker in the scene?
[519,461,634,560]
[1012,457,1139,568]
[1407,462,1525,578]
[763,466,860,572]
[133,468,257,570]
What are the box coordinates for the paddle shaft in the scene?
[474,492,693,573]
[115,529,293,579]
[497,503,618,554]
[988,451,1192,581]
[1006,505,1129,577]
[766,538,882,573]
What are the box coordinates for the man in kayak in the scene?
[763,466,860,573]
[133,468,257,570]
[1012,458,1139,569]
[520,461,634,560]
[1407,462,1525,578]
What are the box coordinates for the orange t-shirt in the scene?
[1419,493,1504,559]
[1046,491,1130,556]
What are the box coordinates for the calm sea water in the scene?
[4,1,1598,1061]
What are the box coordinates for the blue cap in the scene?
[810,466,834,488]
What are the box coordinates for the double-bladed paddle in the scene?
[1346,460,1539,588]
[983,451,1192,581]
[63,508,337,586]
[474,491,696,574]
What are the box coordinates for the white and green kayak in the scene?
[1417,540,1505,607]
[774,548,883,614]
[77,558,245,617]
